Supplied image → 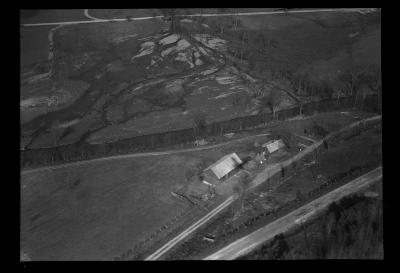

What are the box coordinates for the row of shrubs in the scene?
[21,95,379,169]
[305,164,373,199]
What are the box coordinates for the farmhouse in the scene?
[202,153,242,186]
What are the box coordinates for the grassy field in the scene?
[21,154,194,260]
[20,9,88,24]
[20,129,275,260]
[20,26,53,69]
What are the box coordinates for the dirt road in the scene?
[21,133,271,175]
[204,166,382,260]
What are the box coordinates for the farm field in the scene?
[20,111,370,260]
[20,127,269,260]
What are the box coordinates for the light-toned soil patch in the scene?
[57,119,81,129]
[161,39,191,57]
[131,41,156,60]
[21,79,90,111]
[159,34,180,46]
[194,34,227,51]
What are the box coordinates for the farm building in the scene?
[202,153,242,185]
[262,139,285,154]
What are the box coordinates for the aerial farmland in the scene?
[20,8,381,261]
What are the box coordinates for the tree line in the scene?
[21,95,380,169]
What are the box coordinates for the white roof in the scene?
[262,139,285,153]
[205,153,242,180]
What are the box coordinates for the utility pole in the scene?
[233,8,238,30]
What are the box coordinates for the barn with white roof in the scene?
[202,153,242,185]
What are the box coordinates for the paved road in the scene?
[21,8,374,27]
[204,166,382,260]
[21,133,271,176]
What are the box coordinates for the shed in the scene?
[262,139,285,154]
[202,153,242,185]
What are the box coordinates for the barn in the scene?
[202,153,242,185]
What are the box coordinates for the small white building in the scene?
[262,139,285,154]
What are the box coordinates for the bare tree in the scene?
[319,81,335,99]
[257,90,283,119]
[239,30,249,63]
[369,67,382,93]
[359,66,381,111]
[191,111,207,138]
[338,65,371,98]
[338,71,358,96]
[159,9,182,33]
[255,33,267,53]
[284,70,307,96]
[231,8,239,31]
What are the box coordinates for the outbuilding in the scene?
[202,153,242,185]
[262,139,285,154]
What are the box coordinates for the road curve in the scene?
[21,8,373,27]
[204,166,382,260]
[83,9,100,21]
[21,133,271,176]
